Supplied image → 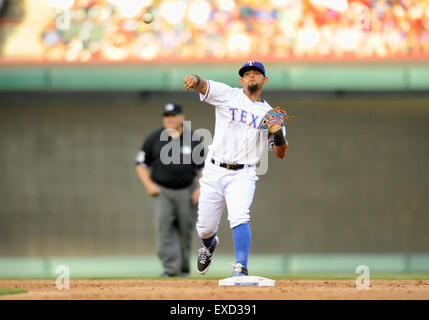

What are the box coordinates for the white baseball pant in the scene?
[196,160,259,239]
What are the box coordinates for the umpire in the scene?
[136,103,205,277]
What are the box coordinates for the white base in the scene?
[218,276,276,287]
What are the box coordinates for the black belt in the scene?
[211,158,245,170]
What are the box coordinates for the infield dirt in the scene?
[1,279,429,300]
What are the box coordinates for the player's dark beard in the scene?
[247,83,259,93]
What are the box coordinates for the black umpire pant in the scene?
[154,185,197,276]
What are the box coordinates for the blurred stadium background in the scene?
[0,0,428,278]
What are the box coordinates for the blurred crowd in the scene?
[39,0,429,62]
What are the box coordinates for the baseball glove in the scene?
[258,107,293,134]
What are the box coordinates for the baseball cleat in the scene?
[232,263,248,277]
[197,236,219,275]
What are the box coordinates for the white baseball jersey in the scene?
[200,80,273,165]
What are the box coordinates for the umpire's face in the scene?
[163,114,185,132]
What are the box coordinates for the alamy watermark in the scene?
[355,265,370,289]
[48,0,73,30]
[158,121,271,175]
[56,265,70,290]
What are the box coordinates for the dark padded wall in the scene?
[1,92,428,256]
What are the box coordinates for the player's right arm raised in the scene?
[183,74,207,95]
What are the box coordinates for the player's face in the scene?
[239,69,267,93]
[163,114,184,131]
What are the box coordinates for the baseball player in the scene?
[183,61,288,277]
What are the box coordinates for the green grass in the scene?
[0,288,27,296]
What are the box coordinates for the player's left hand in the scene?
[269,123,281,134]
[259,107,292,134]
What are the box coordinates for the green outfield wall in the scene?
[0,254,429,278]
[0,62,429,91]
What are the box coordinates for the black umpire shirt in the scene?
[136,128,205,189]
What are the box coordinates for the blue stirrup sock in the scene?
[233,223,251,268]
[201,233,217,248]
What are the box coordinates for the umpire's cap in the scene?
[239,60,266,77]
[163,103,183,116]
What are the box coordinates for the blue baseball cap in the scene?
[239,60,266,77]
